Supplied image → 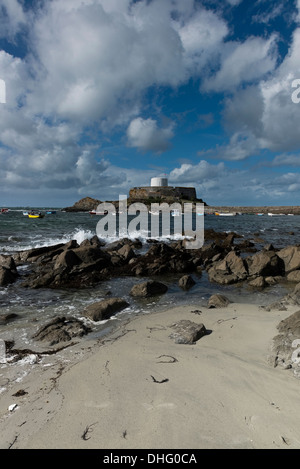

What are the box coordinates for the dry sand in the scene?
[1,302,300,450]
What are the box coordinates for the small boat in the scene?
[215,212,237,216]
[1,208,8,214]
[28,212,44,219]
[89,210,108,216]
[171,209,181,217]
[149,210,160,215]
[256,213,264,216]
[46,210,56,215]
[23,211,29,216]
[268,213,285,217]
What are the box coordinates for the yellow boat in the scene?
[28,213,44,218]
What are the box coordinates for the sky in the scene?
[0,0,300,207]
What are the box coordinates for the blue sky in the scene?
[0,0,300,207]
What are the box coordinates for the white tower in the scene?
[151,177,168,187]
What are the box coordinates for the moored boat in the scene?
[171,209,181,217]
[89,210,108,215]
[215,212,237,216]
[28,212,44,218]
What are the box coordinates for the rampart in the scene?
[129,186,197,201]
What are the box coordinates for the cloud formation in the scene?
[127,117,174,153]
[0,0,299,205]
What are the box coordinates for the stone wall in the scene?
[129,186,197,201]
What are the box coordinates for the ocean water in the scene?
[0,208,299,351]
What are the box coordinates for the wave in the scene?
[0,224,197,255]
[0,228,95,254]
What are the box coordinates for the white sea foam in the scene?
[1,228,95,253]
[97,228,190,246]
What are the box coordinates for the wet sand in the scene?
[1,301,300,450]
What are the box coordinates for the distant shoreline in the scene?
[3,204,300,215]
[204,206,300,215]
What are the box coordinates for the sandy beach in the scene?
[1,301,300,450]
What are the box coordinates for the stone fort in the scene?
[129,177,197,202]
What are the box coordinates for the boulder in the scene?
[265,276,280,285]
[207,251,248,285]
[199,243,225,265]
[269,310,300,377]
[224,251,248,278]
[80,235,105,248]
[130,280,168,297]
[264,282,300,311]
[22,241,77,263]
[0,254,18,285]
[178,275,196,290]
[0,266,18,286]
[142,242,194,275]
[117,244,136,262]
[246,251,284,277]
[208,294,231,308]
[32,316,91,345]
[277,246,300,274]
[73,246,108,265]
[169,320,208,344]
[287,271,300,283]
[54,249,82,271]
[248,276,266,288]
[0,254,17,271]
[82,298,129,321]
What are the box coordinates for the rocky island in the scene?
[62,196,300,215]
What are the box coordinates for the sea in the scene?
[1,207,300,353]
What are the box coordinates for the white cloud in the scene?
[221,28,300,157]
[0,0,26,39]
[27,0,187,124]
[169,160,226,183]
[169,160,300,206]
[203,35,278,92]
[175,8,228,75]
[0,0,299,205]
[297,0,300,22]
[270,154,300,166]
[127,117,174,153]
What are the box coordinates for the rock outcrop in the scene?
[13,228,300,294]
[130,280,168,297]
[178,275,196,290]
[269,310,300,378]
[82,298,129,322]
[169,320,208,344]
[0,255,18,286]
[63,197,102,212]
[32,316,91,345]
[208,294,231,308]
